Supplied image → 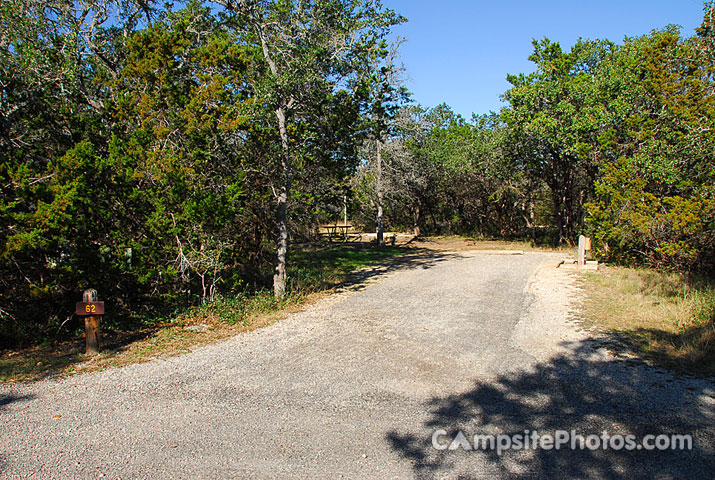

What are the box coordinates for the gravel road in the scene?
[1,251,714,479]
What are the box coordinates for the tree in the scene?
[502,38,616,244]
[110,3,253,301]
[358,37,408,245]
[217,0,403,295]
[586,24,715,270]
[0,1,257,343]
[353,104,533,240]
[0,0,165,343]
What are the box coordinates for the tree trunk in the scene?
[529,200,536,244]
[254,23,292,297]
[273,106,291,298]
[376,139,384,247]
[550,186,566,246]
[413,203,421,237]
[274,183,289,297]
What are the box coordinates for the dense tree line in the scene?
[0,0,402,345]
[353,105,545,241]
[504,21,715,271]
[365,5,715,273]
[2,1,713,347]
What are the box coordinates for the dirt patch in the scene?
[406,236,569,253]
[512,256,587,362]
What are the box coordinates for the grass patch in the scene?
[1,244,412,383]
[580,266,715,376]
[289,244,406,292]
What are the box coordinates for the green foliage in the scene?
[502,37,616,243]
[584,24,715,271]
[4,0,715,351]
[0,0,404,346]
[184,291,288,326]
[354,104,541,239]
[501,10,715,269]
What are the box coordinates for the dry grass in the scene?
[0,291,328,383]
[0,243,407,383]
[580,266,715,376]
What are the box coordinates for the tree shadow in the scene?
[386,340,715,479]
[338,249,463,292]
[0,393,36,412]
[617,324,715,377]
[0,328,160,382]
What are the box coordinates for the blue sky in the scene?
[385,0,706,119]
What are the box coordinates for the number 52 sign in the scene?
[76,301,105,316]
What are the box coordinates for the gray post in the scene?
[578,235,586,266]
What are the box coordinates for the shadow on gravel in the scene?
[339,249,463,292]
[386,340,715,479]
[0,393,36,412]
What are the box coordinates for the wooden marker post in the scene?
[76,289,104,355]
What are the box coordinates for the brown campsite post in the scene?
[82,289,101,354]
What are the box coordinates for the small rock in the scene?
[184,324,210,333]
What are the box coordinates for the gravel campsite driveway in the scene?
[1,250,714,479]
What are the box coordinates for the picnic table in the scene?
[323,225,352,242]
[320,225,365,242]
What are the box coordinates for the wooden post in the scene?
[83,289,101,355]
[343,194,347,228]
[343,194,348,242]
[578,235,586,266]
